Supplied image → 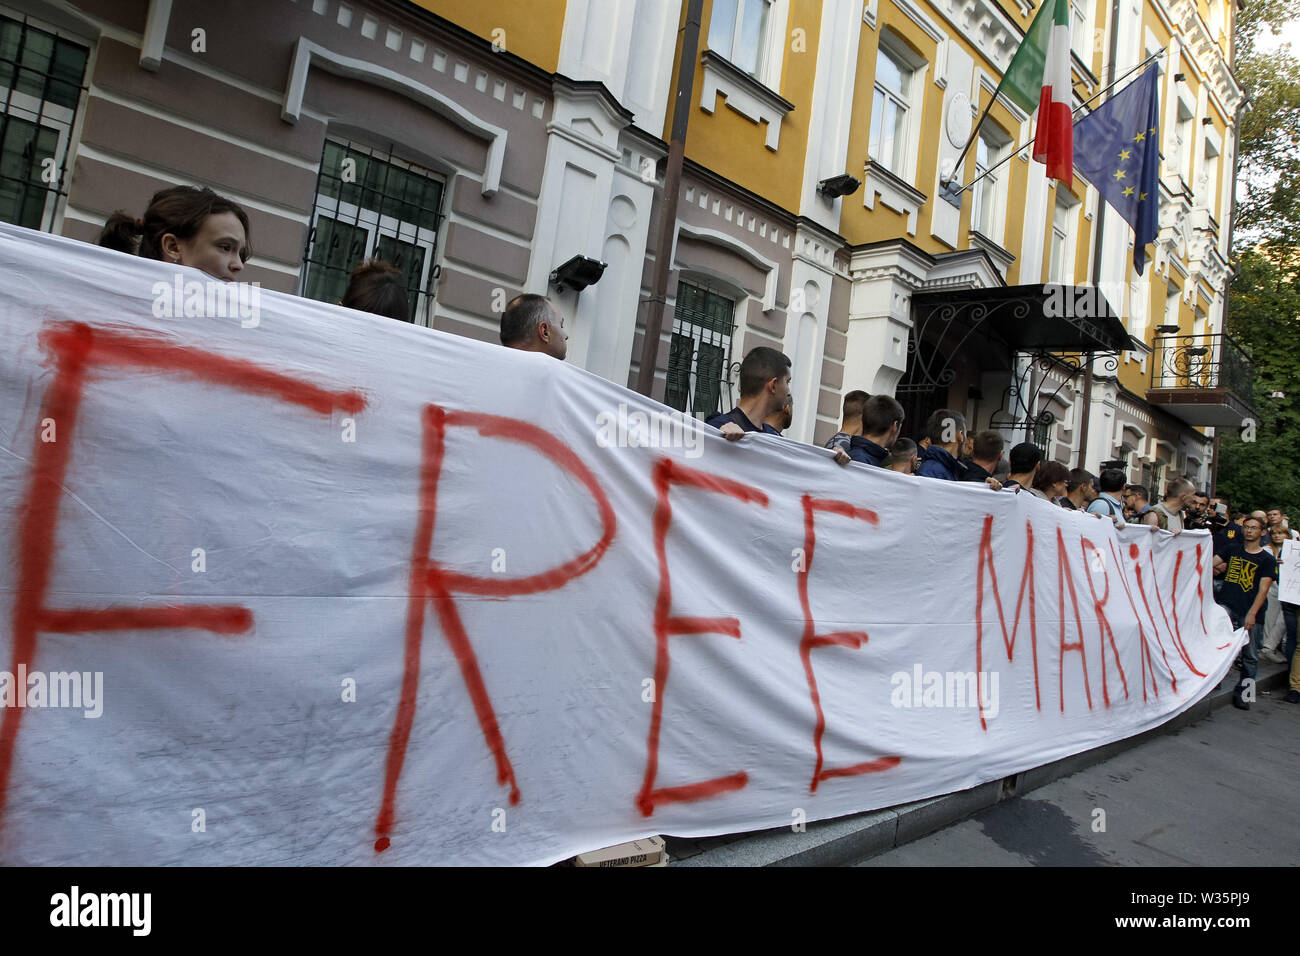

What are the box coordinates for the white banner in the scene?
[1278,540,1300,605]
[0,224,1239,866]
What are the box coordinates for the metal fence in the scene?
[1151,332,1254,405]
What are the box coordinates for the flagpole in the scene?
[946,47,1165,197]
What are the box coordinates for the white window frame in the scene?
[1174,99,1195,186]
[1163,282,1181,338]
[707,0,784,88]
[971,126,1011,245]
[1199,132,1221,213]
[1070,0,1093,59]
[1047,191,1080,284]
[869,32,926,184]
[302,138,444,326]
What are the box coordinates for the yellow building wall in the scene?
[839,13,947,252]
[417,0,567,72]
[678,0,822,213]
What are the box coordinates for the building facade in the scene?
[0,0,1250,491]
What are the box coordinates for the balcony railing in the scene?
[1151,332,1254,404]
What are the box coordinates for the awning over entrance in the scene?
[909,283,1132,354]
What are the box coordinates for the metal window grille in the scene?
[300,138,446,324]
[0,13,88,231]
[665,281,735,419]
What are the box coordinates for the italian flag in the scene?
[995,0,1074,185]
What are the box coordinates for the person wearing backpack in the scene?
[1085,469,1128,526]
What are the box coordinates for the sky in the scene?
[1260,17,1300,51]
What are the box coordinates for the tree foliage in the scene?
[1233,0,1300,252]
[1217,249,1300,515]
[1217,7,1300,515]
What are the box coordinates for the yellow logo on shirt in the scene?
[1225,556,1257,592]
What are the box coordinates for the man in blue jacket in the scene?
[916,409,968,480]
[828,394,905,466]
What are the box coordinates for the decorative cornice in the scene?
[888,0,947,45]
[699,50,795,152]
[862,160,928,235]
[281,37,508,196]
[926,0,1025,74]
[1167,0,1244,115]
[968,229,1015,274]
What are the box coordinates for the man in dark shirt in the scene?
[834,394,904,466]
[1211,495,1244,551]
[764,394,793,434]
[1001,442,1042,493]
[1060,468,1096,511]
[916,409,968,480]
[708,348,850,464]
[825,389,870,460]
[961,430,1004,483]
[1214,515,1276,710]
[706,346,791,438]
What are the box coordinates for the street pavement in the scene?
[856,683,1300,866]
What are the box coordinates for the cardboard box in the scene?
[574,836,667,868]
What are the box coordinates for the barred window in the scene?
[665,281,736,419]
[0,14,88,231]
[301,139,445,323]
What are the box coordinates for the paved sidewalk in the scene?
[858,681,1300,866]
[663,662,1294,866]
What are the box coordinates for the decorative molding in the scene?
[139,0,172,72]
[673,222,780,312]
[888,0,946,45]
[699,50,795,152]
[793,223,841,273]
[1167,0,1244,115]
[547,77,634,164]
[863,160,927,236]
[926,0,1023,74]
[281,37,508,196]
[680,179,795,253]
[968,229,1015,277]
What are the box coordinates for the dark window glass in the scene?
[0,116,57,229]
[302,140,445,322]
[0,15,88,230]
[669,281,736,418]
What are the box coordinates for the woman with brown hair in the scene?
[99,185,251,282]
[1031,460,1069,504]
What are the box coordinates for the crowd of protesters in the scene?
[712,346,1300,714]
[99,186,1300,713]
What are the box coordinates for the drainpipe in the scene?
[635,0,705,398]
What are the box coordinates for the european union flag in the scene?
[1073,67,1161,275]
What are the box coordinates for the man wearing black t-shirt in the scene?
[706,347,850,464]
[1214,515,1276,710]
[706,346,790,438]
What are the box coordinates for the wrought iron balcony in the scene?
[1146,333,1256,428]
